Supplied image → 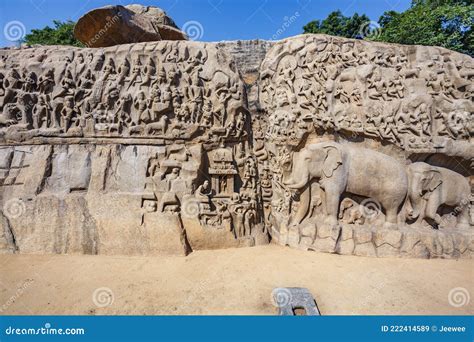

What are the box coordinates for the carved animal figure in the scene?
[283,142,408,226]
[406,162,471,229]
[0,104,17,126]
[145,115,169,135]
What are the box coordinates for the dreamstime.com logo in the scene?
[3,20,26,42]
[182,21,204,41]
[358,20,382,40]
[84,13,122,47]
[3,198,26,219]
[92,287,115,308]
[4,323,85,336]
[271,288,292,308]
[448,287,470,308]
[0,279,34,313]
[358,198,381,220]
[270,12,300,41]
[181,199,200,219]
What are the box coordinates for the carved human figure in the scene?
[115,93,133,131]
[22,71,37,92]
[33,95,52,129]
[38,68,55,95]
[242,157,257,189]
[128,57,143,89]
[426,72,443,96]
[54,69,75,100]
[158,167,181,213]
[195,180,211,198]
[142,57,156,87]
[77,69,95,101]
[0,103,18,126]
[387,75,405,99]
[200,100,213,127]
[228,193,245,238]
[134,91,151,123]
[3,69,22,105]
[116,58,130,86]
[60,96,79,132]
[102,58,116,81]
[368,68,388,100]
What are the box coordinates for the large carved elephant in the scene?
[406,162,471,229]
[283,142,408,226]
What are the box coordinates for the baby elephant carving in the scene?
[407,162,471,229]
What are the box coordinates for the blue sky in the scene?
[0,0,411,46]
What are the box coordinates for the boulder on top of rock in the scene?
[74,4,187,47]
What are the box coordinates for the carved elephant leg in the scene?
[412,199,427,225]
[323,184,341,225]
[385,206,399,225]
[290,185,310,226]
[425,193,442,227]
[457,208,470,229]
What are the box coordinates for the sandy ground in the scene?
[0,245,472,315]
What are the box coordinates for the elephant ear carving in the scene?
[423,170,442,192]
[323,146,343,178]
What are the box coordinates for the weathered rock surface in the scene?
[0,33,472,258]
[74,4,187,47]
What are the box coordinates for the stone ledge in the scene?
[273,222,474,259]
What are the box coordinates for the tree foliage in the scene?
[303,11,371,39]
[376,0,473,55]
[22,20,83,47]
[303,0,473,55]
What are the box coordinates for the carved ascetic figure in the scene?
[283,142,408,227]
[406,162,471,229]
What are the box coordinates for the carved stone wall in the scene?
[0,34,472,258]
[261,35,473,259]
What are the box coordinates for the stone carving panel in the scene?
[0,34,472,259]
[259,35,473,258]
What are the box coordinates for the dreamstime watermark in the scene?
[358,20,382,40]
[448,287,470,308]
[270,12,300,41]
[3,20,26,42]
[181,199,200,219]
[92,287,114,308]
[271,288,292,308]
[3,198,26,219]
[358,198,381,220]
[5,323,85,336]
[84,13,122,47]
[208,0,223,13]
[0,279,35,313]
[440,195,471,226]
[182,21,204,41]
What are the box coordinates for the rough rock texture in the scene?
[217,40,273,114]
[263,35,473,259]
[0,34,472,258]
[74,5,187,47]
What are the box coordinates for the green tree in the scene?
[376,0,473,55]
[303,11,371,39]
[22,20,83,47]
[303,1,473,55]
